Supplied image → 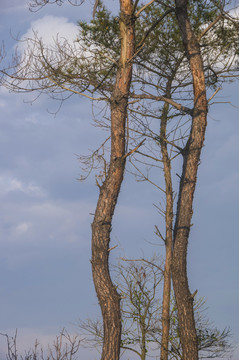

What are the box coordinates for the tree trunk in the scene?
[160,83,174,360]
[91,1,135,359]
[172,1,208,360]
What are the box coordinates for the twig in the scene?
[131,92,193,115]
[92,0,99,19]
[121,257,164,273]
[135,0,157,17]
[123,138,146,159]
[108,245,118,252]
[129,159,166,193]
[155,225,166,243]
[191,289,198,299]
[136,9,174,49]
[47,76,107,101]
[208,87,222,103]
[198,14,223,41]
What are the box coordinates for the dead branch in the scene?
[131,93,193,115]
[123,138,146,159]
[108,245,118,252]
[129,158,166,193]
[135,0,157,17]
[208,87,222,103]
[198,14,223,41]
[121,257,164,273]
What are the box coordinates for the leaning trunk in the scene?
[91,1,135,360]
[172,1,208,360]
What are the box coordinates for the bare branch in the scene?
[135,0,157,17]
[46,75,107,101]
[92,0,100,19]
[155,224,166,243]
[108,245,118,252]
[0,329,82,360]
[120,345,142,356]
[123,138,146,159]
[121,257,164,273]
[198,14,223,41]
[131,93,193,115]
[129,158,166,193]
[208,87,222,103]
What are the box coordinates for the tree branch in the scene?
[136,9,174,49]
[121,257,164,273]
[135,0,157,17]
[46,75,107,101]
[198,14,223,41]
[123,138,146,159]
[131,93,193,115]
[208,87,222,103]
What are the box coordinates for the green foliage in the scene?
[78,3,120,56]
[76,0,238,97]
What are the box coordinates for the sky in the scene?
[0,0,239,359]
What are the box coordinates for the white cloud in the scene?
[27,201,92,243]
[0,197,93,248]
[0,174,46,198]
[16,15,96,87]
[229,5,239,19]
[24,112,41,124]
[20,15,78,49]
[14,222,32,236]
[17,14,113,83]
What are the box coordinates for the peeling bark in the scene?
[91,1,135,359]
[172,1,208,360]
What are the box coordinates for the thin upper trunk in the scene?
[141,321,147,360]
[91,1,135,360]
[172,1,208,360]
[160,82,174,360]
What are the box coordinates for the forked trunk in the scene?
[91,1,135,359]
[172,1,208,360]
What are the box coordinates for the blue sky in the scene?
[0,1,239,359]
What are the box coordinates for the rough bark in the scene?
[172,1,208,360]
[91,1,135,359]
